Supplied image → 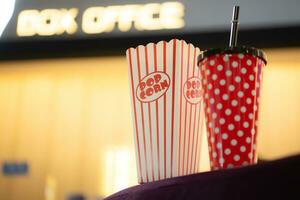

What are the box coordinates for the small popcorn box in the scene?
[198,47,267,170]
[126,39,205,183]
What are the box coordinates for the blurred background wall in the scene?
[0,48,300,200]
[1,0,300,199]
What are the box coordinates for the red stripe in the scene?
[178,41,184,176]
[170,39,176,177]
[190,100,197,173]
[136,47,149,183]
[194,68,202,172]
[186,48,196,174]
[154,44,160,180]
[182,44,191,175]
[194,102,202,172]
[195,103,203,171]
[163,41,167,179]
[189,48,197,173]
[128,49,143,183]
[145,46,155,181]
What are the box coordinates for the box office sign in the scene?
[2,0,299,40]
[16,2,185,37]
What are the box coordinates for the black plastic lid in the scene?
[198,46,267,65]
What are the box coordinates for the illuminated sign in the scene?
[16,2,184,37]
[2,0,298,41]
[17,8,78,36]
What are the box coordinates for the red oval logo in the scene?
[184,77,203,104]
[136,72,170,103]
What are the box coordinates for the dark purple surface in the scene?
[105,154,300,200]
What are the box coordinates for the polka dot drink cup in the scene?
[126,39,205,183]
[198,47,267,170]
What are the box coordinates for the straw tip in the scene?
[232,5,240,20]
[229,5,240,47]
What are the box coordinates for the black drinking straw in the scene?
[229,5,240,47]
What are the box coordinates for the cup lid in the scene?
[198,46,267,65]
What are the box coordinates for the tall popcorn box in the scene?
[126,39,205,183]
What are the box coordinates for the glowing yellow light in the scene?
[118,5,140,32]
[100,147,137,197]
[17,10,39,36]
[38,9,62,36]
[82,7,105,34]
[135,3,161,31]
[45,175,57,200]
[82,2,185,34]
[17,8,78,36]
[18,2,184,36]
[82,6,121,34]
[59,8,78,34]
[104,6,121,32]
[160,2,185,29]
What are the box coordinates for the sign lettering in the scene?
[16,2,184,37]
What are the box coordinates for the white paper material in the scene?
[126,39,204,183]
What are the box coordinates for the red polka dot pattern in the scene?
[199,53,265,170]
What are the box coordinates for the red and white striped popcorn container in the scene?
[126,39,205,183]
[197,47,267,170]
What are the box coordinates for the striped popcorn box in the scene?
[126,39,205,183]
[198,47,267,170]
